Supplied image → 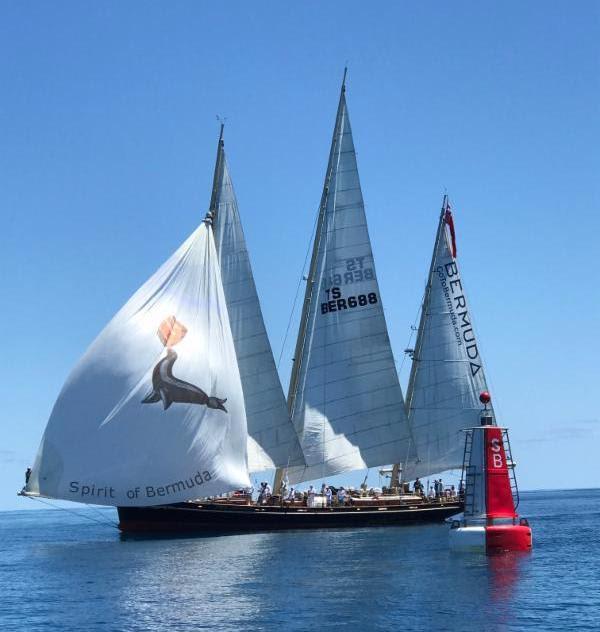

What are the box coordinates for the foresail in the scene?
[211,148,305,472]
[287,88,413,485]
[404,204,491,480]
[26,222,250,506]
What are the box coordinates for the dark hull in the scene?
[118,500,462,535]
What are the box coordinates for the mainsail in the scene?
[286,75,414,485]
[210,128,305,472]
[25,219,251,506]
[403,198,492,480]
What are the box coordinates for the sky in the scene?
[1,2,599,511]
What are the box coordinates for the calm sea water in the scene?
[0,489,598,631]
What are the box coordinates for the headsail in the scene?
[403,198,491,480]
[210,128,305,472]
[286,77,413,485]
[25,219,250,506]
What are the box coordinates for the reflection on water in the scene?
[488,550,527,602]
[1,490,599,631]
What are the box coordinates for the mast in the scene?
[208,123,225,220]
[405,195,448,414]
[396,195,448,481]
[209,123,306,474]
[273,69,348,493]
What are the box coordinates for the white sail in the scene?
[25,220,250,506]
[211,135,305,472]
[287,83,413,485]
[403,202,491,480]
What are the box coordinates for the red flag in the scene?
[444,203,457,258]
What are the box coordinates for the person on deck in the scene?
[414,478,423,496]
[325,486,333,507]
[307,485,316,508]
[337,487,346,506]
[279,479,288,498]
[257,482,267,504]
[286,487,295,502]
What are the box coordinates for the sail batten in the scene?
[403,200,491,481]
[286,85,414,485]
[211,143,305,473]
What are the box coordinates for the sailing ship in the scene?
[20,73,511,534]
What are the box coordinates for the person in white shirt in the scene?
[325,486,333,507]
[337,487,346,506]
[307,485,316,508]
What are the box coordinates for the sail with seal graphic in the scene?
[403,197,492,481]
[285,74,414,485]
[209,128,305,472]
[24,218,250,507]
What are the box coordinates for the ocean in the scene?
[0,489,598,631]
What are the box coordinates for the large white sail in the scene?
[210,132,305,472]
[403,200,491,480]
[25,220,250,506]
[287,81,413,485]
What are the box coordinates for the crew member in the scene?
[307,485,316,508]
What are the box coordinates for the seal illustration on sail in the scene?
[142,316,228,412]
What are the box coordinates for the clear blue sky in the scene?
[1,2,598,511]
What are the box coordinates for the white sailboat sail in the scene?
[210,130,305,472]
[287,78,414,485]
[25,219,250,506]
[403,199,491,480]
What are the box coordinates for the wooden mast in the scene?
[273,69,348,494]
[393,195,449,486]
[208,122,225,221]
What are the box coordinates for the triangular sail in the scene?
[210,132,305,472]
[403,199,491,480]
[25,220,250,506]
[287,82,413,485]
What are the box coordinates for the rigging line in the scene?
[276,202,321,370]
[397,286,427,377]
[25,495,120,530]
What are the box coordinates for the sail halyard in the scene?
[209,127,305,473]
[403,197,493,481]
[283,75,414,486]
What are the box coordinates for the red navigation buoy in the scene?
[479,391,491,405]
[449,413,532,554]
